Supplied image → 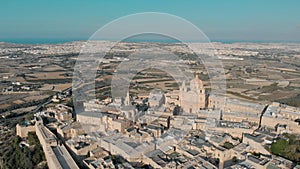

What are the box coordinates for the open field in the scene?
[1,41,300,115]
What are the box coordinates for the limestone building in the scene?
[148,90,165,108]
[179,75,207,113]
[16,123,36,138]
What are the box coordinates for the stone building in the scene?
[179,75,207,113]
[16,123,36,138]
[262,102,300,134]
[148,90,165,108]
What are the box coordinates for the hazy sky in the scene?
[1,0,300,42]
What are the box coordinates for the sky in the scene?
[1,0,300,43]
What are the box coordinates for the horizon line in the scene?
[1,38,300,45]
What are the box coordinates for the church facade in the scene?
[179,75,207,113]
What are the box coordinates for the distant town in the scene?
[1,41,300,169]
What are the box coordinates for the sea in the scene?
[0,38,299,45]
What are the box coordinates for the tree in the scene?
[223,141,234,149]
[232,156,238,163]
[173,105,181,116]
[245,67,253,74]
[28,132,38,146]
[3,134,47,168]
[13,136,22,148]
[25,113,34,121]
[271,139,288,155]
